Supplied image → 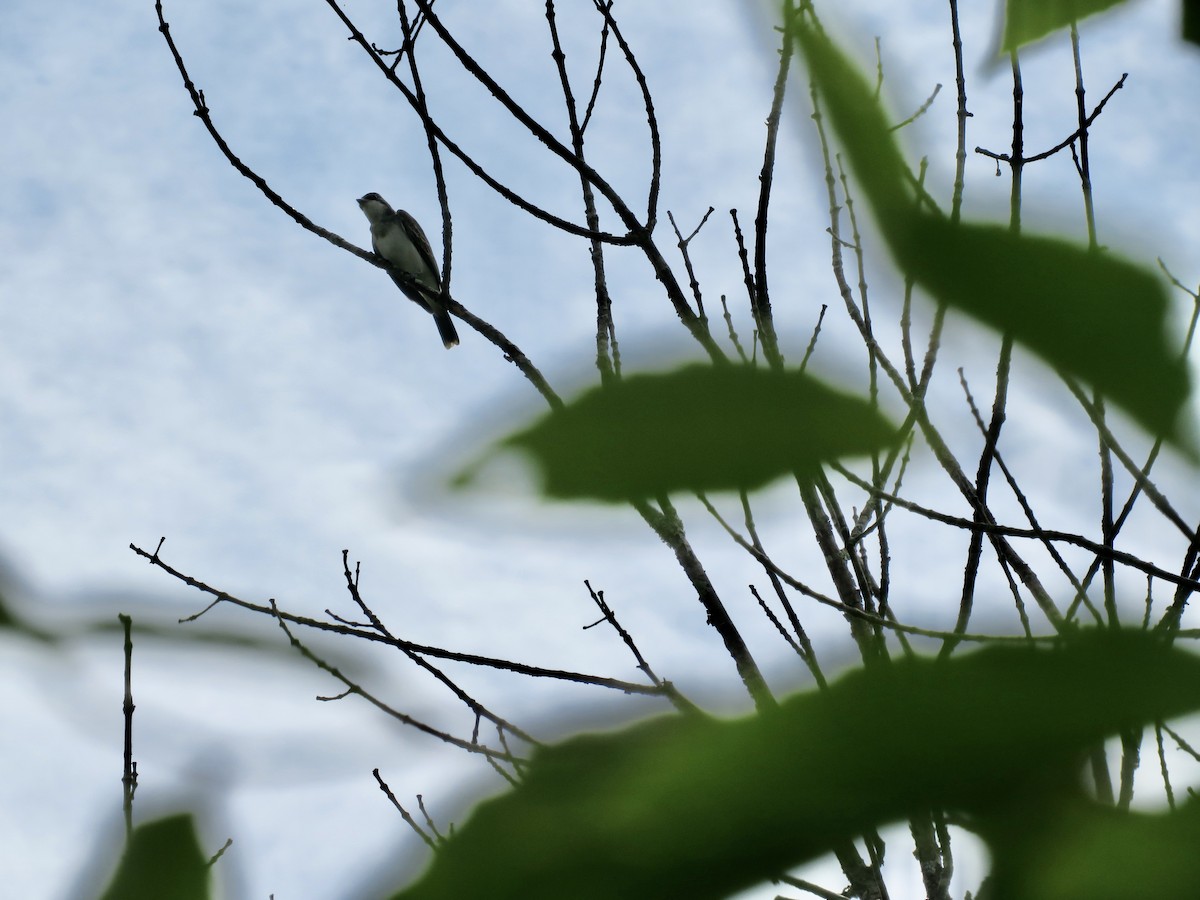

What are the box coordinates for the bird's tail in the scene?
[434,306,460,349]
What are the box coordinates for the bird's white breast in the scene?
[374,224,438,289]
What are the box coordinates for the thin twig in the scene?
[129,542,670,698]
[271,600,524,763]
[827,466,1200,595]
[974,72,1127,166]
[889,82,942,131]
[582,581,699,716]
[374,770,438,850]
[119,614,137,840]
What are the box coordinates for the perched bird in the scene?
[357,192,460,348]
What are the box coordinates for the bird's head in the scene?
[357,192,394,223]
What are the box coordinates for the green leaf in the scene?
[458,365,897,501]
[796,20,1190,444]
[98,814,210,900]
[894,218,1189,440]
[389,631,1200,900]
[986,798,1200,900]
[1185,0,1200,46]
[1001,0,1131,52]
[795,18,913,222]
[0,591,57,643]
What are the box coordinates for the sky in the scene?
[2,0,1200,898]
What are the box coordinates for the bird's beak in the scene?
[356,195,368,207]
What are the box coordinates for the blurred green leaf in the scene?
[796,18,912,221]
[0,590,57,643]
[458,365,897,501]
[1001,0,1131,52]
[986,797,1200,900]
[98,814,210,900]
[1185,0,1200,46]
[797,19,1190,444]
[895,218,1189,440]
[389,630,1200,900]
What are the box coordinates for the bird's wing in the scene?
[396,210,442,288]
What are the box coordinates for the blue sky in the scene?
[2,0,1199,897]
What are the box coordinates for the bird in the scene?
[357,192,460,348]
